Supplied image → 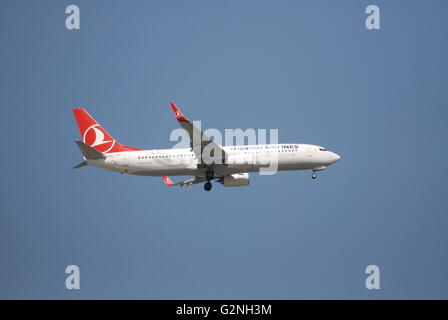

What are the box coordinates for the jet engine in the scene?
[219,173,249,187]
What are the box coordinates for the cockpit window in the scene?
[319,148,327,151]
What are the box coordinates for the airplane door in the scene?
[306,146,313,159]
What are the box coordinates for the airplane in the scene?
[72,103,341,191]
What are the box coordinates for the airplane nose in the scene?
[329,152,341,164]
[334,153,341,162]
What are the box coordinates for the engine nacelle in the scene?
[220,173,249,187]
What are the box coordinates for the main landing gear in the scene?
[311,172,317,179]
[204,169,214,191]
[204,181,212,191]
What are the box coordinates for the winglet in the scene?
[170,102,188,122]
[162,176,175,186]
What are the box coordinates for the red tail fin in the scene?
[72,108,140,153]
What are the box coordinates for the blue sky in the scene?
[0,0,447,299]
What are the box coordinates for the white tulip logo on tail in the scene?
[83,124,115,153]
[90,127,111,147]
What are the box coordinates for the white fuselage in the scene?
[86,144,340,178]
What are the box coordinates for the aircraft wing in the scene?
[170,102,226,166]
[163,176,207,187]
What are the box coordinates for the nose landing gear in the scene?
[311,166,325,180]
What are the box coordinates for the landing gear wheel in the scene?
[204,181,212,191]
[311,172,317,179]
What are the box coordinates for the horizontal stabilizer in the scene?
[75,140,104,159]
[73,161,88,169]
